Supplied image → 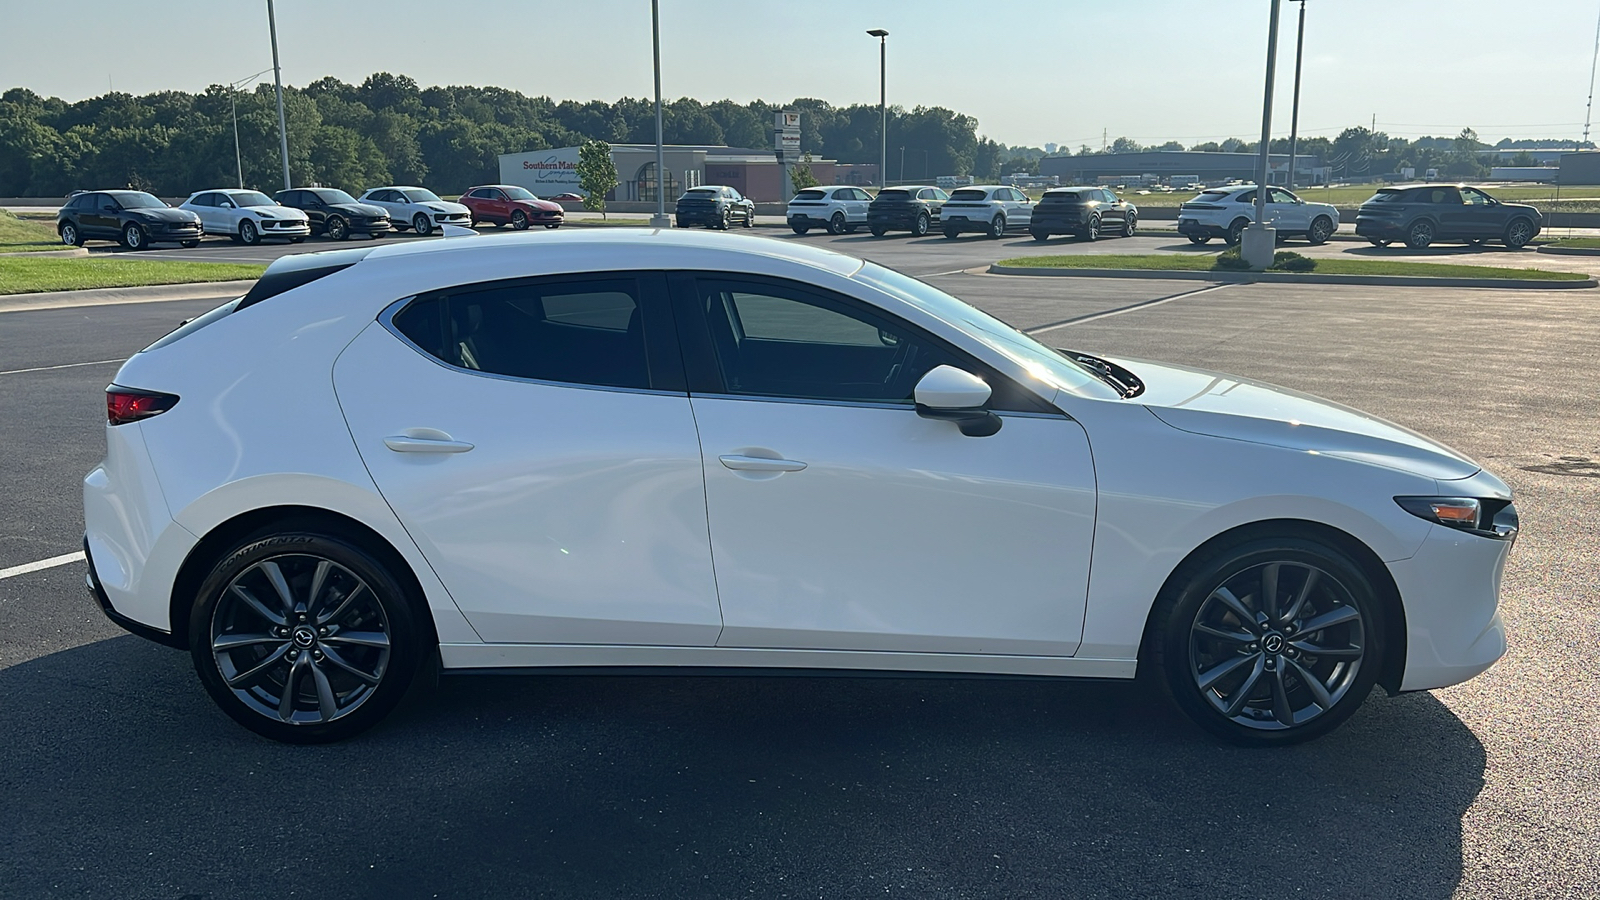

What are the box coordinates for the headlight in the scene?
[1395,496,1519,541]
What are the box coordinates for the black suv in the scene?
[1029,187,1137,242]
[867,186,948,237]
[57,190,202,250]
[273,188,391,240]
[674,186,756,229]
[1355,184,1542,249]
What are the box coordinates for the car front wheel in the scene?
[1122,212,1138,237]
[326,217,349,241]
[412,213,434,236]
[511,210,528,230]
[1503,218,1534,250]
[121,223,146,250]
[1150,535,1385,746]
[189,530,428,744]
[1306,216,1333,245]
[239,220,259,246]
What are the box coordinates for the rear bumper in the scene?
[940,214,997,233]
[85,537,183,649]
[1178,218,1227,238]
[1354,217,1406,238]
[867,209,930,230]
[787,207,844,225]
[1033,213,1092,234]
[675,207,725,226]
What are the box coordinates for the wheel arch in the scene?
[1136,518,1408,696]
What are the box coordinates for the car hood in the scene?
[247,207,307,221]
[330,203,388,217]
[1112,355,1481,480]
[513,198,563,212]
[128,207,198,223]
[424,201,471,214]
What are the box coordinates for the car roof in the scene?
[1378,183,1472,191]
[368,186,425,192]
[952,185,1012,192]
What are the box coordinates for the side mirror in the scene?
[914,365,1001,437]
[220,201,234,209]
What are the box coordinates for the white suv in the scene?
[1177,186,1339,246]
[787,185,872,235]
[179,190,310,245]
[357,187,472,236]
[939,185,1034,238]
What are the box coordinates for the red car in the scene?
[459,185,564,229]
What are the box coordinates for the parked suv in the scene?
[867,186,948,237]
[357,186,472,236]
[273,188,390,240]
[787,185,871,235]
[1178,185,1338,246]
[676,186,755,229]
[57,190,202,250]
[459,185,565,230]
[1028,187,1137,242]
[939,185,1034,239]
[180,189,309,245]
[1354,184,1542,249]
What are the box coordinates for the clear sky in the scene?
[3,0,1598,148]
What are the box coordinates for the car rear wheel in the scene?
[1503,218,1534,250]
[1188,234,1211,245]
[1224,218,1249,246]
[239,220,259,246]
[189,530,428,744]
[1405,219,1435,249]
[121,223,146,250]
[1080,216,1100,241]
[326,216,349,241]
[181,240,199,248]
[510,210,528,230]
[718,208,731,230]
[870,225,887,237]
[988,214,1006,239]
[828,212,846,235]
[412,213,434,236]
[912,212,930,237]
[1149,535,1384,746]
[60,222,81,246]
[943,225,960,239]
[1121,212,1138,237]
[791,224,810,235]
[1306,216,1333,246]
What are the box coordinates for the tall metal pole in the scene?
[231,91,244,189]
[1287,0,1306,189]
[867,31,889,187]
[1584,3,1600,148]
[651,0,669,227]
[267,0,291,191]
[1253,0,1282,225]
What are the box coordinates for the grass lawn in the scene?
[1546,237,1600,250]
[994,253,1589,281]
[0,210,66,252]
[0,257,265,295]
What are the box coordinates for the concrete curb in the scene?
[0,279,257,314]
[1535,245,1600,256]
[985,263,1598,290]
[0,247,87,258]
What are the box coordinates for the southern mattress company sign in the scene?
[499,147,583,194]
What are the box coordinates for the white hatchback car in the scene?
[786,185,872,235]
[179,189,310,245]
[937,185,1034,238]
[356,186,472,236]
[1177,185,1340,246]
[86,231,1514,745]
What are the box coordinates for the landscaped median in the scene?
[0,209,64,252]
[990,249,1595,289]
[0,257,265,296]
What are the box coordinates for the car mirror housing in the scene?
[914,365,1001,437]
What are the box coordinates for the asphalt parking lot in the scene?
[2,251,1598,897]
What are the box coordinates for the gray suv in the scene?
[1354,184,1542,250]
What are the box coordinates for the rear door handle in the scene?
[718,455,807,473]
[384,434,475,453]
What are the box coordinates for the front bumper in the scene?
[1390,523,1513,692]
[346,219,391,236]
[146,222,204,240]
[259,219,311,238]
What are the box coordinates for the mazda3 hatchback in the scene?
[85,231,1515,744]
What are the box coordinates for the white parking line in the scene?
[0,551,85,580]
[1024,282,1237,335]
[0,358,124,376]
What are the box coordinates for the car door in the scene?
[1426,186,1471,239]
[485,188,511,223]
[1268,188,1308,231]
[673,273,1097,657]
[847,188,871,224]
[213,193,244,235]
[1006,187,1033,227]
[287,191,325,232]
[333,271,723,645]
[1100,189,1126,229]
[84,194,119,237]
[1459,186,1501,239]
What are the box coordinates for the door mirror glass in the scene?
[914,366,1001,437]
[220,200,234,208]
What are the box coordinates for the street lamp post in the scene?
[266,0,291,192]
[228,67,274,190]
[1286,0,1307,189]
[1243,0,1283,269]
[650,0,671,228]
[867,29,888,188]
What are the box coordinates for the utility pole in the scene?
[650,0,670,227]
[267,0,291,191]
[868,29,888,188]
[1584,4,1600,148]
[1243,0,1282,269]
[1287,0,1307,189]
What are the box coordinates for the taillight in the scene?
[106,385,179,426]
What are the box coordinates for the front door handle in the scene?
[384,433,474,453]
[718,455,807,473]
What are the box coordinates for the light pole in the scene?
[868,29,888,188]
[266,0,291,191]
[650,0,671,227]
[228,67,274,190]
[1286,0,1307,189]
[1243,0,1283,270]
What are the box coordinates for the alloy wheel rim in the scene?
[127,228,142,248]
[1414,223,1432,242]
[242,222,256,242]
[1510,222,1531,244]
[1188,561,1366,731]
[330,219,346,239]
[62,225,75,244]
[211,554,391,725]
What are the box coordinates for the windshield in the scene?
[403,189,443,203]
[112,192,166,209]
[232,191,276,207]
[502,187,535,201]
[311,189,358,205]
[853,263,1116,398]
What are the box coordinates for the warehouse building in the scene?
[1039,150,1325,187]
[498,145,878,202]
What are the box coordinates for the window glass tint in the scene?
[950,189,988,201]
[467,189,491,199]
[1234,190,1257,204]
[794,190,827,200]
[189,194,214,207]
[1426,188,1462,204]
[310,189,358,205]
[398,279,651,390]
[696,278,960,404]
[1269,188,1297,203]
[234,191,275,207]
[1462,187,1493,205]
[932,188,949,200]
[1367,190,1405,203]
[876,189,910,200]
[1197,190,1230,202]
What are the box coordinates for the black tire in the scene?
[188,530,429,744]
[1079,216,1100,241]
[1188,234,1211,245]
[326,216,349,241]
[1306,216,1333,246]
[1121,212,1138,237]
[743,207,755,228]
[412,213,434,236]
[121,222,146,250]
[1404,219,1435,250]
[181,240,199,249]
[1224,218,1249,246]
[239,220,259,246]
[545,223,560,229]
[60,222,82,246]
[843,224,859,234]
[828,212,847,236]
[912,211,930,237]
[1148,534,1386,746]
[1367,238,1391,247]
[870,225,888,237]
[510,210,528,230]
[791,224,810,235]
[718,208,731,230]
[1030,230,1050,242]
[943,226,960,239]
[1502,218,1534,250]
[988,214,1006,239]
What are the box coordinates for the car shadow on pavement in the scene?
[1339,244,1535,257]
[1,635,1485,899]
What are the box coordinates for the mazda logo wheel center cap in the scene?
[292,626,317,649]
[1262,633,1285,654]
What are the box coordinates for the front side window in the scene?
[392,277,653,390]
[1462,187,1494,206]
[1269,188,1298,203]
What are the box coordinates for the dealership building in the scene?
[1039,150,1326,186]
[498,144,879,202]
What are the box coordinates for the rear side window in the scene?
[1366,190,1404,203]
[393,278,652,390]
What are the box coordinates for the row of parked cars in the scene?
[768,183,1143,242]
[56,184,570,249]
